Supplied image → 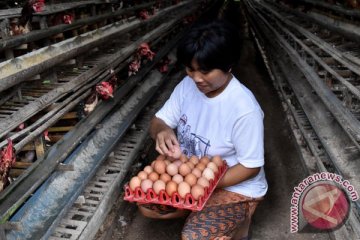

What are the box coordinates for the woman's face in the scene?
[186,59,232,98]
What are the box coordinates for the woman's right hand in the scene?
[155,127,180,156]
[150,117,180,157]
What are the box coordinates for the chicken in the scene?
[51,12,74,25]
[84,91,99,114]
[20,150,36,163]
[96,82,114,100]
[19,0,45,27]
[10,18,31,36]
[63,14,74,24]
[138,42,155,61]
[0,139,15,191]
[128,58,141,76]
[10,0,45,36]
[84,70,118,113]
[43,129,51,142]
[17,123,25,131]
[50,12,74,41]
[138,9,150,20]
[157,56,171,73]
[128,43,155,76]
[95,70,118,100]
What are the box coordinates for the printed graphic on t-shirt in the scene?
[177,114,210,158]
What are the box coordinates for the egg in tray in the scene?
[124,154,227,211]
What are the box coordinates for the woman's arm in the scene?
[149,116,180,156]
[216,163,260,188]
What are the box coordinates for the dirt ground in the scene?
[95,3,333,240]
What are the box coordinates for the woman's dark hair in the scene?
[177,20,241,72]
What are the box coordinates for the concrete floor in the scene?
[96,3,334,240]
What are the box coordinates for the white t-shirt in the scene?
[155,76,268,198]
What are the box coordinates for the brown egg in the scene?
[154,160,166,174]
[189,155,199,165]
[160,173,172,183]
[184,173,197,187]
[172,146,182,159]
[166,181,178,196]
[129,176,141,191]
[179,163,191,176]
[186,161,195,170]
[179,154,188,162]
[166,163,178,176]
[141,179,153,193]
[164,159,171,166]
[191,168,202,178]
[207,162,218,174]
[200,156,210,165]
[151,161,156,168]
[148,172,159,182]
[202,168,215,181]
[195,162,206,172]
[172,174,184,184]
[153,180,166,195]
[212,155,223,167]
[174,160,183,167]
[156,155,166,161]
[137,171,148,180]
[197,177,210,188]
[191,184,205,200]
[144,165,153,174]
[178,181,191,198]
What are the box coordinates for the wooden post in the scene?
[1,19,14,59]
[35,137,45,160]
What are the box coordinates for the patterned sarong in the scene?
[138,189,263,239]
[181,189,262,239]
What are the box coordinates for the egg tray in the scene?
[123,161,227,211]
